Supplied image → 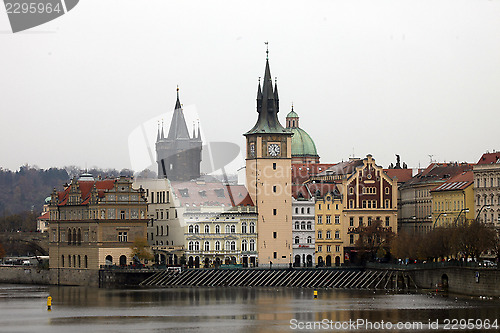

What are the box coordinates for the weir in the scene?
[139,267,419,290]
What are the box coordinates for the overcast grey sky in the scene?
[1,0,499,173]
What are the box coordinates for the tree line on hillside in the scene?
[0,165,157,232]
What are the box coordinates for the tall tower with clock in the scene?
[244,51,293,267]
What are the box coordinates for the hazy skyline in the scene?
[1,0,499,173]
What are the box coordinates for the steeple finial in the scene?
[197,119,201,140]
[156,120,161,141]
[265,41,269,60]
[175,85,182,110]
[161,119,165,139]
[192,121,196,139]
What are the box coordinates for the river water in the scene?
[1,284,499,332]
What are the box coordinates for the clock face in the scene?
[268,143,280,157]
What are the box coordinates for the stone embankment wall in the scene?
[412,267,500,297]
[0,266,99,287]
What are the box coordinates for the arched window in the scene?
[77,229,82,244]
[68,255,71,267]
[326,231,331,239]
[242,239,248,251]
[78,255,81,268]
[225,241,230,250]
[317,230,322,239]
[230,225,236,233]
[73,229,77,245]
[68,228,72,245]
[295,208,299,214]
[335,230,340,239]
[215,225,220,233]
[188,241,194,251]
[242,222,247,233]
[188,225,194,233]
[307,208,310,214]
[307,221,312,230]
[307,236,312,244]
[194,225,199,233]
[249,239,255,251]
[61,255,65,267]
[225,225,231,233]
[301,221,306,230]
[249,222,255,234]
[204,224,210,233]
[84,255,88,268]
[161,226,164,235]
[301,208,304,214]
[215,241,221,251]
[204,241,210,251]
[294,236,299,244]
[294,221,299,229]
[230,241,236,251]
[194,241,200,251]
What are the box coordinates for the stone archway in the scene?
[119,255,127,266]
[105,255,113,266]
[335,256,341,267]
[326,255,332,267]
[294,255,301,267]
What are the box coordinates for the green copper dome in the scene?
[286,110,299,118]
[289,127,318,157]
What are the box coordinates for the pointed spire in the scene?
[167,86,191,140]
[175,85,182,110]
[156,120,161,142]
[192,121,196,139]
[197,119,201,140]
[274,77,279,113]
[245,45,288,135]
[160,119,165,139]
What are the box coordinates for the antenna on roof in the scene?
[428,155,434,164]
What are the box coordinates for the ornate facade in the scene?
[48,175,148,270]
[473,152,500,226]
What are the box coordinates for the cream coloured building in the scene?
[473,152,500,226]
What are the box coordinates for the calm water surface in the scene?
[0,284,499,332]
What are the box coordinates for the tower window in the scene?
[273,209,277,215]
[273,163,276,170]
[273,186,277,193]
[273,231,277,239]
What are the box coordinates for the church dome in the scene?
[289,127,318,157]
[285,107,319,161]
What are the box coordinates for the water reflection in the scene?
[1,284,500,332]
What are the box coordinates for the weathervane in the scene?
[265,41,269,59]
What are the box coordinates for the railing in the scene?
[366,261,497,270]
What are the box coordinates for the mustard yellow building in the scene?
[315,192,344,266]
[431,170,475,227]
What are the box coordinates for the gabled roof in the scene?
[384,168,413,183]
[57,179,116,206]
[292,163,336,185]
[431,170,474,192]
[317,159,364,177]
[403,163,474,187]
[476,152,500,165]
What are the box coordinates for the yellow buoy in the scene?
[313,290,318,299]
[47,296,52,311]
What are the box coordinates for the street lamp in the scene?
[454,208,469,226]
[475,205,491,223]
[433,212,447,228]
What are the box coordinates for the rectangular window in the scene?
[151,192,154,204]
[273,163,276,170]
[336,245,340,252]
[273,231,277,239]
[317,215,322,224]
[350,235,354,244]
[120,211,125,219]
[318,204,322,210]
[317,245,322,252]
[326,215,331,224]
[358,217,363,226]
[273,209,277,216]
[368,217,372,226]
[118,231,128,242]
[273,185,277,193]
[349,217,354,227]
[362,201,367,209]
[385,216,390,227]
[326,245,331,252]
[349,200,354,209]
[273,252,277,259]
[335,215,340,224]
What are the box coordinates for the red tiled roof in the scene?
[431,170,473,192]
[170,181,254,207]
[292,182,337,200]
[476,152,500,165]
[57,179,116,206]
[292,163,336,185]
[384,168,413,183]
[37,211,50,220]
[404,163,474,186]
